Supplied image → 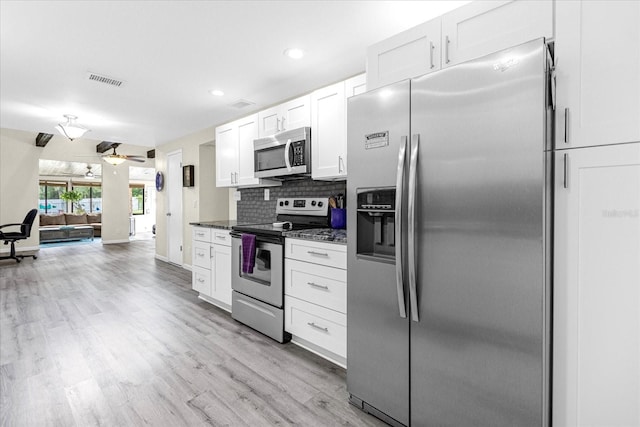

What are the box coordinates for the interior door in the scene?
[167,150,183,265]
[410,39,549,426]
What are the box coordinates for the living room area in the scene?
[0,128,158,259]
[38,159,156,247]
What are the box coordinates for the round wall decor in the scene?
[155,171,164,191]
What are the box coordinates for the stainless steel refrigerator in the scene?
[346,38,552,426]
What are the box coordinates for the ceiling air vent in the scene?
[87,72,124,87]
[229,99,255,109]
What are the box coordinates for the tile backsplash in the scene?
[237,178,346,223]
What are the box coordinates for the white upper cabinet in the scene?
[345,73,367,98]
[215,114,280,188]
[555,0,640,149]
[236,114,260,186]
[312,74,366,180]
[215,123,238,187]
[367,19,441,91]
[441,0,552,68]
[366,0,552,91]
[311,81,346,180]
[258,95,311,137]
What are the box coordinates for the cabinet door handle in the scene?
[564,108,570,144]
[338,155,344,173]
[276,117,281,132]
[230,172,234,184]
[307,250,329,257]
[235,172,238,184]
[563,153,569,189]
[445,35,450,64]
[281,117,286,131]
[307,322,329,332]
[429,41,435,69]
[307,282,329,290]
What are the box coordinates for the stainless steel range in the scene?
[230,197,330,342]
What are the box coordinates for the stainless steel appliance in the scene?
[254,127,311,178]
[231,197,330,343]
[347,39,552,426]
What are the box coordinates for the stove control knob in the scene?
[311,200,316,206]
[279,201,284,206]
[285,200,289,206]
[318,201,323,207]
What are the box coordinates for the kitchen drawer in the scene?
[192,227,212,243]
[285,259,346,313]
[192,266,211,296]
[285,296,346,358]
[192,240,211,269]
[285,238,347,269]
[212,230,231,247]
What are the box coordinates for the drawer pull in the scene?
[215,235,227,240]
[307,282,329,290]
[307,322,328,332]
[196,232,205,237]
[307,251,329,257]
[198,278,205,283]
[197,252,204,257]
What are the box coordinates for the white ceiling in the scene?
[1,0,469,147]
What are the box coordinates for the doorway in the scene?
[167,150,183,265]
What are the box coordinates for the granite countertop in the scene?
[283,228,347,244]
[189,220,240,230]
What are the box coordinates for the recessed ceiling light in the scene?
[209,89,224,96]
[284,48,305,59]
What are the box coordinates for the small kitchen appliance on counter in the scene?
[230,197,330,342]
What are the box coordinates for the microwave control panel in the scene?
[291,141,305,166]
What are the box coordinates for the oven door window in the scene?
[240,247,271,285]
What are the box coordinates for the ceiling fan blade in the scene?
[127,157,146,163]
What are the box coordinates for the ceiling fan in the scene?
[102,146,146,165]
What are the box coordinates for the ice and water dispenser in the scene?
[356,188,396,262]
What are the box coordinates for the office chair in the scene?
[0,209,38,263]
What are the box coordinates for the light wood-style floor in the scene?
[0,240,386,427]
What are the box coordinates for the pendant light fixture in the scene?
[55,115,90,141]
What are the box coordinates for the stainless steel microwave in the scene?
[254,127,311,178]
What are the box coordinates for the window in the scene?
[38,181,67,214]
[130,185,144,215]
[71,183,102,213]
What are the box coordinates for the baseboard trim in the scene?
[0,245,40,254]
[154,254,168,262]
[102,239,131,245]
[183,263,193,272]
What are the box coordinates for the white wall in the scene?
[155,126,230,266]
[0,128,40,252]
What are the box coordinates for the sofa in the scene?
[39,213,102,243]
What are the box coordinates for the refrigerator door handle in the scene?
[408,134,420,322]
[395,136,408,319]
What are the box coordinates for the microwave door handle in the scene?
[284,139,292,171]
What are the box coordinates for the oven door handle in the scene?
[284,139,292,171]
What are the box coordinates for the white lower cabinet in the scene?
[284,238,347,367]
[553,143,640,427]
[191,227,232,312]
